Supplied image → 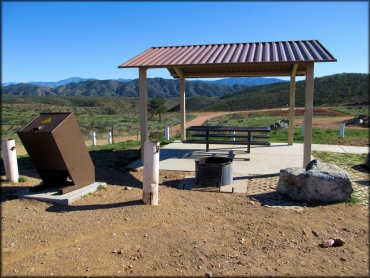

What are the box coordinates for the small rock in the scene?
[205,272,212,277]
[240,238,245,244]
[118,249,123,254]
[320,239,335,248]
[112,250,117,254]
[340,257,347,261]
[198,265,202,269]
[333,238,345,247]
[123,186,132,190]
[312,230,319,237]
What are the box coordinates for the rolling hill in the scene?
[170,73,369,112]
[1,78,249,98]
[1,74,368,112]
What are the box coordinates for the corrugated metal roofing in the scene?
[118,40,336,68]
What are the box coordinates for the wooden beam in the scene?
[288,64,298,145]
[176,71,306,78]
[303,63,314,167]
[173,67,184,78]
[180,77,186,141]
[139,67,148,160]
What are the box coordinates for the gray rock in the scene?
[277,160,353,203]
[270,119,289,130]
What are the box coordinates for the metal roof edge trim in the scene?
[147,39,322,49]
[118,59,337,69]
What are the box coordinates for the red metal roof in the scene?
[118,40,336,68]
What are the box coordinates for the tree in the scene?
[148,98,167,121]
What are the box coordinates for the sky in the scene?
[2,1,369,83]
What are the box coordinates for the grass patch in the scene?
[0,176,27,184]
[330,106,369,116]
[18,176,27,183]
[97,185,107,191]
[87,140,141,151]
[312,151,367,168]
[313,151,369,205]
[203,113,368,145]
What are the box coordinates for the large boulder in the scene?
[277,160,353,203]
[366,153,370,170]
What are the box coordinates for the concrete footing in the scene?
[17,182,107,205]
[178,173,247,193]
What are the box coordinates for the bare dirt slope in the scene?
[1,163,369,277]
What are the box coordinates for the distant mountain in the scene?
[2,74,368,111]
[1,78,248,98]
[1,77,95,88]
[202,77,287,86]
[2,76,283,88]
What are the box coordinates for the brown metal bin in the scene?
[17,112,95,194]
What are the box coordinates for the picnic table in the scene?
[183,125,271,153]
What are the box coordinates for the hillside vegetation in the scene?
[175,73,369,112]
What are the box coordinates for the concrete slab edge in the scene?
[18,182,107,206]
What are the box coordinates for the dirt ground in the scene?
[1,150,369,277]
[2,106,369,276]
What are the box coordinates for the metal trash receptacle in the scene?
[195,156,233,187]
[17,112,95,194]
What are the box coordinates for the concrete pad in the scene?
[17,182,107,206]
[127,141,308,175]
[309,144,368,154]
[178,173,248,193]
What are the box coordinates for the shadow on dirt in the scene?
[45,199,144,213]
[1,148,143,202]
[351,164,369,174]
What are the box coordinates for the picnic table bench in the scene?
[183,125,271,153]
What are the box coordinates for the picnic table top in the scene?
[186,125,270,132]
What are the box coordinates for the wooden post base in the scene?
[143,191,158,205]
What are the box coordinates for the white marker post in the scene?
[340,122,345,138]
[231,131,236,141]
[143,141,159,205]
[1,139,19,183]
[301,121,304,137]
[165,126,170,141]
[91,132,96,146]
[108,131,112,144]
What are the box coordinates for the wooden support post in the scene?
[180,77,186,141]
[139,67,148,160]
[143,141,159,205]
[288,64,298,145]
[303,63,314,167]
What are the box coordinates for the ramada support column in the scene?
[139,67,148,160]
[288,64,298,145]
[180,77,186,141]
[303,63,314,167]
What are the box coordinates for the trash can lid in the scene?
[18,113,73,133]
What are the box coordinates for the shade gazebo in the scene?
[118,40,336,167]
